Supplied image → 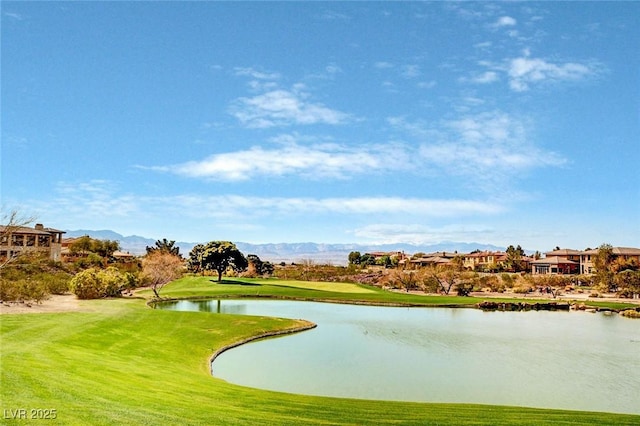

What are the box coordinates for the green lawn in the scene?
[1,278,638,425]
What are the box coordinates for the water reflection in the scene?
[157,299,640,415]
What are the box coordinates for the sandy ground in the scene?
[0,294,93,315]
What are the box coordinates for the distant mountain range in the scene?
[64,229,504,265]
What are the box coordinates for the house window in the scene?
[536,266,549,274]
[38,235,50,247]
[0,235,7,246]
[26,235,36,246]
[11,235,24,246]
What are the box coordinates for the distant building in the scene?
[0,223,65,261]
[579,247,640,274]
[531,247,640,275]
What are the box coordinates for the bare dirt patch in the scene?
[0,294,90,315]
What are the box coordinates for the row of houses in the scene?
[369,247,640,275]
[3,224,639,275]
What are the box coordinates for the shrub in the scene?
[0,277,50,303]
[69,267,131,299]
[39,273,70,295]
[500,273,515,288]
[69,269,103,299]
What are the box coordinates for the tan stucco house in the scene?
[0,223,65,261]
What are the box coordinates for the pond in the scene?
[159,299,640,414]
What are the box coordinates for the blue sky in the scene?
[2,2,639,251]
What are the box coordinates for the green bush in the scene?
[36,272,70,294]
[0,260,72,302]
[69,267,133,299]
[0,277,49,303]
[69,269,103,299]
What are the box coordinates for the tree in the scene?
[246,254,274,277]
[69,236,93,255]
[188,241,248,282]
[593,243,615,292]
[388,270,418,292]
[146,238,181,256]
[424,265,460,295]
[504,245,526,272]
[360,253,376,266]
[348,251,361,265]
[187,243,205,274]
[91,239,119,258]
[69,236,119,260]
[615,270,640,299]
[141,251,184,298]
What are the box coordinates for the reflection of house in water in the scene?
[0,223,66,261]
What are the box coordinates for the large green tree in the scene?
[504,245,526,272]
[593,243,615,292]
[188,241,248,282]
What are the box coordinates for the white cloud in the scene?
[49,180,140,221]
[233,67,280,80]
[151,140,410,181]
[229,87,351,128]
[494,16,517,27]
[3,11,23,20]
[417,80,437,89]
[472,52,601,92]
[390,111,566,184]
[507,56,596,92]
[402,64,421,78]
[37,182,502,231]
[352,223,497,245]
[468,71,499,84]
[374,61,394,69]
[162,195,502,218]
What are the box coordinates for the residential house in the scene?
[0,223,65,261]
[530,249,581,275]
[463,251,507,271]
[580,247,640,274]
[410,252,458,268]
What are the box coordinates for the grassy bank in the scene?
[2,279,639,425]
[146,275,639,310]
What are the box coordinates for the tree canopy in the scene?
[146,238,181,257]
[70,236,119,258]
[188,241,248,282]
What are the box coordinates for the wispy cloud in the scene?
[389,110,566,184]
[506,54,598,92]
[319,10,350,21]
[149,138,409,181]
[229,86,351,128]
[352,223,498,245]
[233,67,280,80]
[3,11,23,20]
[401,64,421,78]
[51,180,140,219]
[463,71,499,84]
[374,61,394,69]
[471,51,602,92]
[36,181,502,230]
[175,196,501,217]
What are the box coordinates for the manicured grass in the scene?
[2,279,639,425]
[145,275,639,311]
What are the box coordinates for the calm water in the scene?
[159,299,640,414]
